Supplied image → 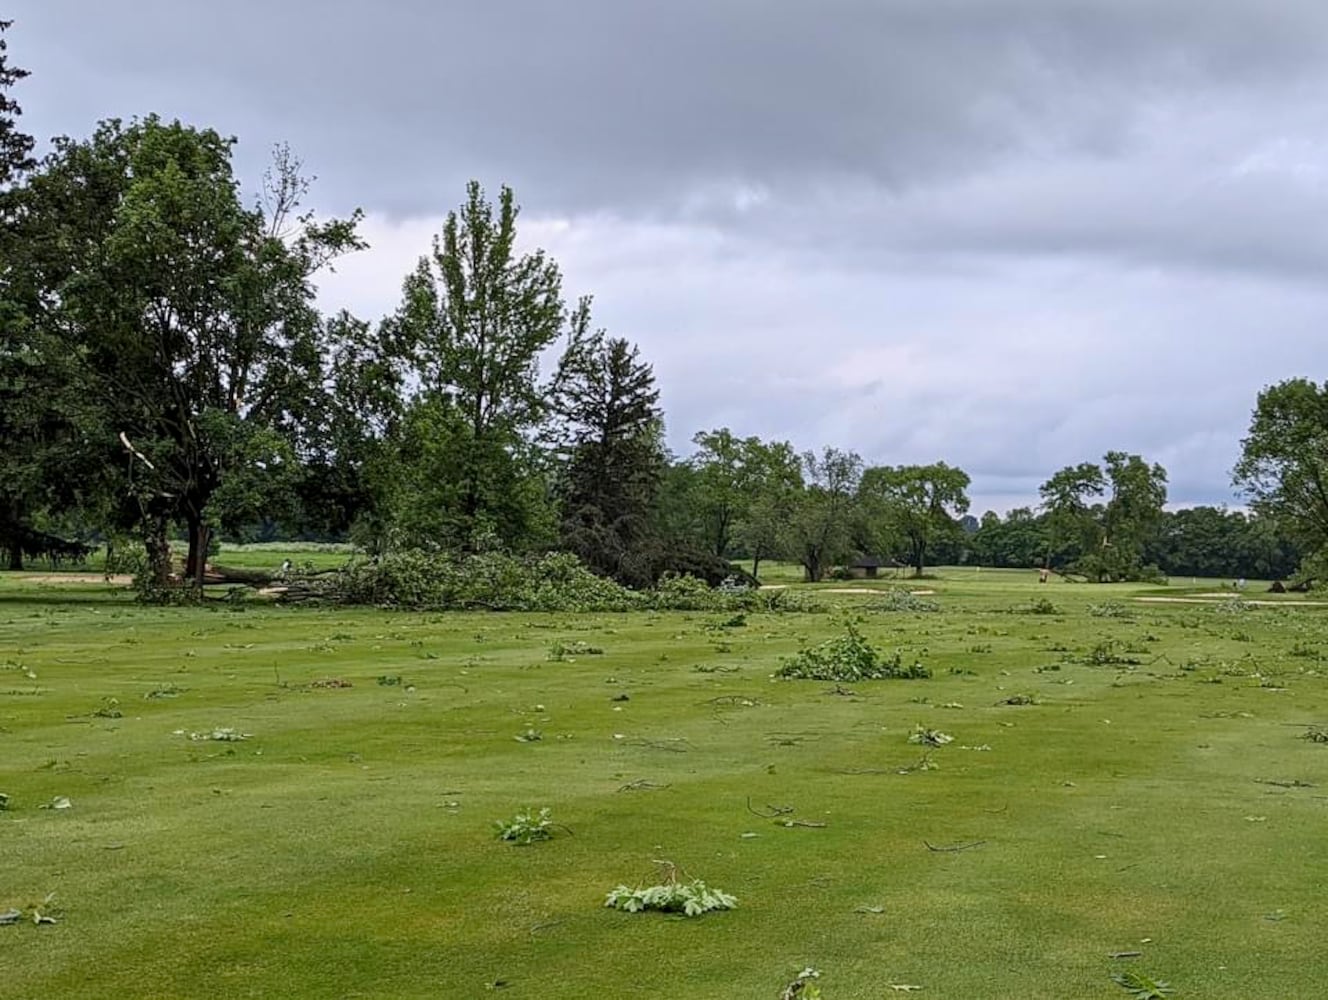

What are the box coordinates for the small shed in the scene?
[850,556,886,579]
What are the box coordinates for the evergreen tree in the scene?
[551,304,664,586]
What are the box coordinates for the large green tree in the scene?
[1039,462,1107,570]
[970,507,1048,568]
[1040,452,1166,581]
[689,428,750,558]
[391,181,563,550]
[0,17,52,570]
[786,447,862,582]
[21,118,363,585]
[1092,450,1168,580]
[860,462,971,576]
[294,310,411,550]
[1234,379,1328,577]
[736,438,802,581]
[688,429,802,574]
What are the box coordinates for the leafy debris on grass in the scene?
[604,876,736,916]
[1111,970,1174,998]
[494,807,555,845]
[777,620,929,681]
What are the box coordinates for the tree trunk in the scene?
[185,518,211,589]
[5,500,23,570]
[803,549,822,583]
[751,554,761,582]
[914,543,925,578]
[144,515,171,586]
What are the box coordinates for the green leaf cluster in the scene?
[603,879,737,917]
[493,807,554,846]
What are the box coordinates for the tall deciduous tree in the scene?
[0,17,49,570]
[1234,378,1328,563]
[688,429,802,573]
[296,310,411,550]
[786,447,862,582]
[689,428,750,558]
[550,304,664,586]
[23,118,363,585]
[393,181,563,550]
[1040,453,1166,581]
[737,438,802,581]
[1094,450,1167,580]
[860,462,971,577]
[1039,462,1106,570]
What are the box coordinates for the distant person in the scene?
[1237,577,1246,591]
[1038,567,1049,584]
[280,558,292,581]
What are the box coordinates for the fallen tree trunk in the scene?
[200,565,341,589]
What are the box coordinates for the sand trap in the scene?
[759,584,936,596]
[20,573,132,586]
[822,587,937,595]
[1135,596,1328,607]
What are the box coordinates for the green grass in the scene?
[2,572,1326,997]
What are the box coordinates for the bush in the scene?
[865,589,939,613]
[1088,602,1133,619]
[1021,597,1060,615]
[777,621,930,681]
[290,550,825,614]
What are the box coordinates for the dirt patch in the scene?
[20,573,132,586]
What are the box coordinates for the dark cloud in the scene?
[17,1,1328,214]
[12,1,1328,509]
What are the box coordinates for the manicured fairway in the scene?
[3,572,1327,998]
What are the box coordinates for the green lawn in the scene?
[3,572,1326,998]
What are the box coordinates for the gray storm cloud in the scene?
[14,0,1328,509]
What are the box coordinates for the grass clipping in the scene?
[777,620,930,682]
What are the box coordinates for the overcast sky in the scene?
[13,1,1328,511]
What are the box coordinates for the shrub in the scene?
[777,621,930,681]
[1089,602,1133,619]
[1021,597,1060,615]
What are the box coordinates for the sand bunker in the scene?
[20,573,132,586]
[759,584,936,596]
[1135,596,1328,607]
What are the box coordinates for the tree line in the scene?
[1,21,1325,589]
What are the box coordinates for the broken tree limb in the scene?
[923,840,986,853]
